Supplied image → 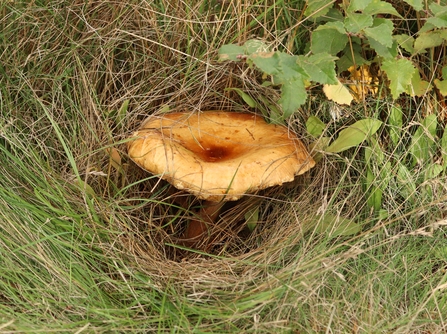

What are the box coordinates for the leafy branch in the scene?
[218,0,447,120]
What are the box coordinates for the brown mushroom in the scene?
[127,111,315,247]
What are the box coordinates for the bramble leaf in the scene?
[368,37,397,58]
[218,44,245,61]
[427,2,447,28]
[248,52,278,75]
[403,0,423,11]
[381,58,416,99]
[414,31,446,53]
[442,66,447,80]
[363,0,402,18]
[243,39,269,53]
[344,13,373,33]
[394,34,415,54]
[337,44,369,72]
[347,0,372,12]
[250,52,307,84]
[274,53,308,82]
[304,0,334,19]
[296,53,338,85]
[426,16,447,29]
[278,77,307,118]
[434,79,447,96]
[311,21,348,55]
[364,18,394,48]
[408,71,432,97]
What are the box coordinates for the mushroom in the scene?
[127,111,315,247]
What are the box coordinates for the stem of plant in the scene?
[183,200,225,246]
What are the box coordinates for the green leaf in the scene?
[278,77,307,118]
[419,21,438,34]
[245,52,310,118]
[396,164,416,200]
[347,0,372,12]
[403,0,423,11]
[337,44,369,72]
[441,127,447,169]
[434,79,447,96]
[304,0,334,18]
[306,116,326,137]
[394,34,415,54]
[218,44,245,61]
[326,118,383,153]
[408,70,432,97]
[250,52,307,84]
[118,99,129,127]
[344,13,373,33]
[388,104,403,147]
[427,3,447,28]
[309,137,331,163]
[364,136,385,165]
[311,21,349,55]
[363,0,402,18]
[423,113,438,138]
[366,167,383,211]
[424,164,443,180]
[245,206,259,232]
[314,213,361,237]
[296,53,338,85]
[414,31,446,54]
[381,58,416,99]
[224,88,257,108]
[364,18,394,48]
[248,52,278,75]
[243,39,269,53]
[442,66,447,80]
[410,127,427,166]
[426,16,447,29]
[430,3,447,16]
[368,37,398,59]
[75,179,97,198]
[409,114,437,166]
[274,53,308,83]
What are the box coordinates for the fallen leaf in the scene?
[323,79,354,105]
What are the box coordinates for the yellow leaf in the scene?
[323,79,354,105]
[106,147,122,170]
[346,65,380,101]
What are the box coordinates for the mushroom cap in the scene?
[127,111,315,202]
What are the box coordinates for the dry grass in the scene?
[1,0,447,332]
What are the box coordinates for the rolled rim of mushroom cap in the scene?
[127,111,315,202]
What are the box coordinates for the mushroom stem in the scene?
[184,200,224,243]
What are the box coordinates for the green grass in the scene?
[1,0,447,332]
